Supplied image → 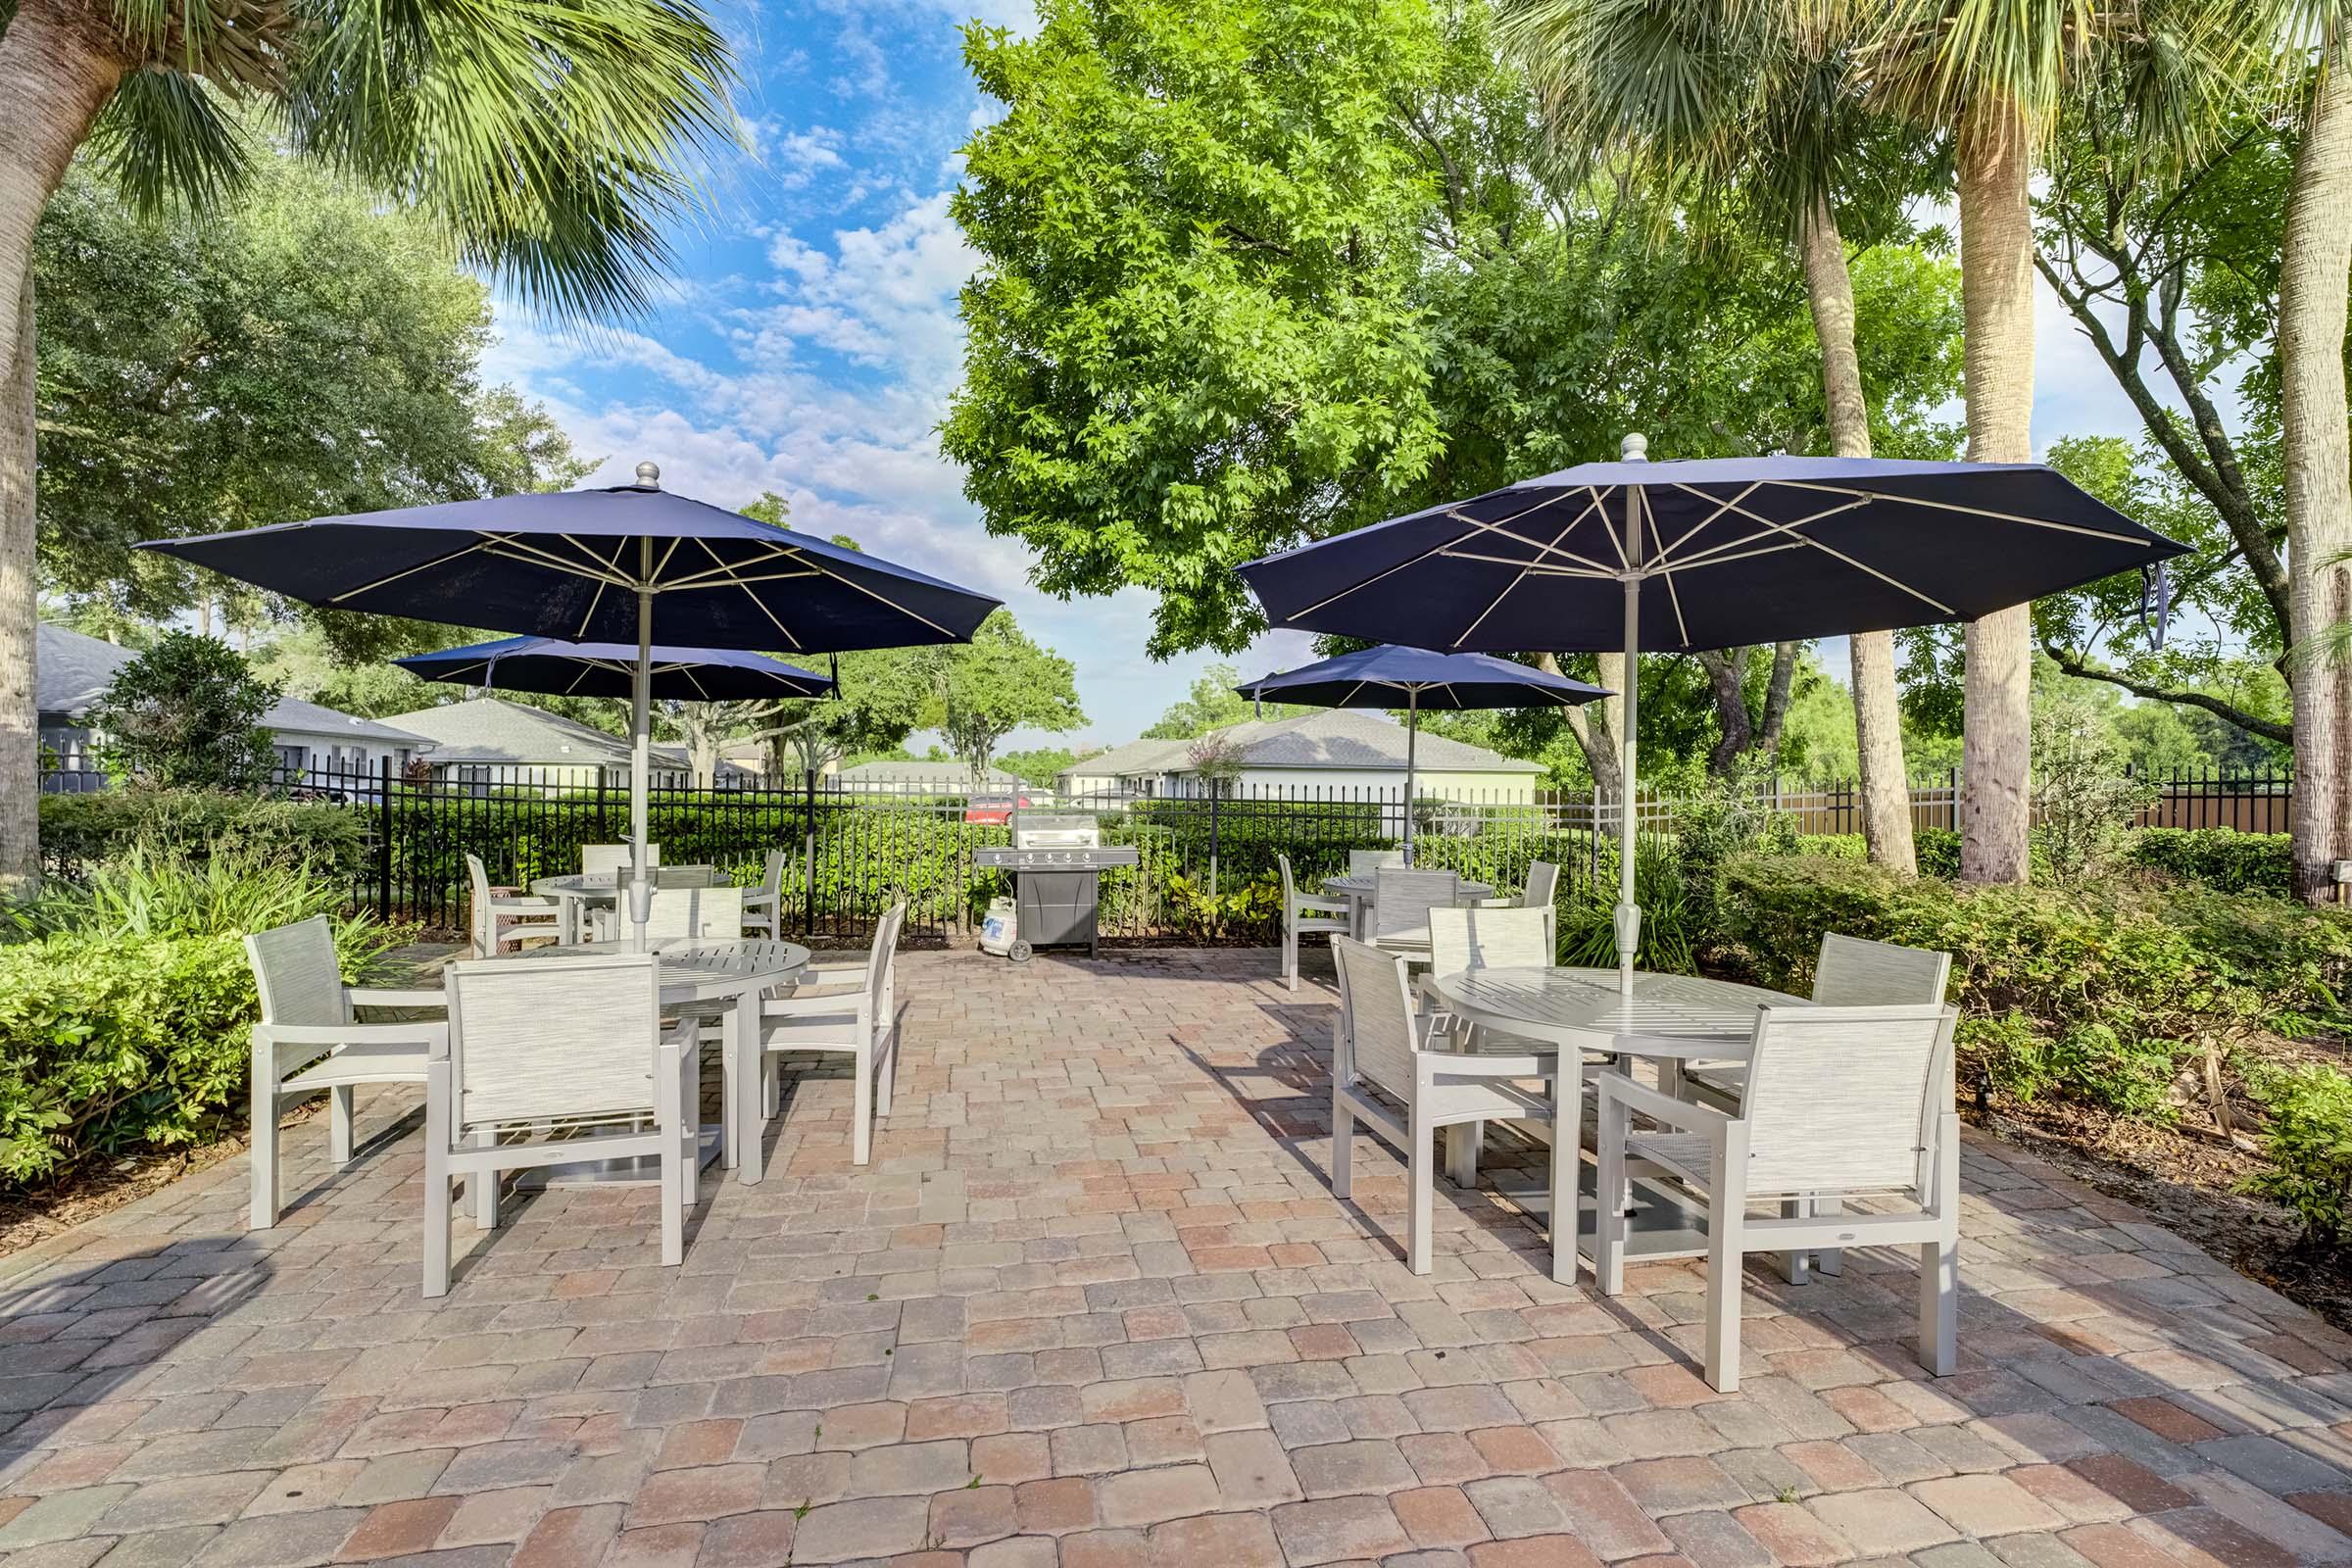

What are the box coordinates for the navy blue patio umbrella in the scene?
[141,463,1000,944]
[396,636,837,703]
[1235,645,1609,863]
[1237,434,2192,993]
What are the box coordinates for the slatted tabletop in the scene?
[1424,965,1810,1056]
[496,937,808,1002]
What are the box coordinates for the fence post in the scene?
[803,768,818,939]
[597,772,610,841]
[1208,785,1220,902]
[376,756,394,921]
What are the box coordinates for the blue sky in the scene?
[484,0,2201,752]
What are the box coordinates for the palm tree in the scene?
[1862,0,2245,884]
[2276,10,2352,904]
[1495,0,1927,869]
[0,0,735,890]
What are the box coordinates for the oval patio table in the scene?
[529,867,724,945]
[1320,872,1494,942]
[1419,965,1812,1279]
[492,937,808,1185]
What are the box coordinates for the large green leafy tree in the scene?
[89,630,278,790]
[1143,662,1310,738]
[923,612,1087,774]
[0,0,735,891]
[945,0,1446,659]
[36,146,594,632]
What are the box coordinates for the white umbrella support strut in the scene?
[1403,687,1418,866]
[627,562,655,950]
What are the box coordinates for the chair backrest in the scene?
[464,854,497,954]
[583,843,661,878]
[1520,860,1561,910]
[867,901,906,1005]
[760,849,786,898]
[659,864,720,889]
[1332,936,1420,1101]
[1278,854,1299,907]
[245,915,349,1029]
[1740,1002,1956,1197]
[1814,933,1951,1007]
[1372,867,1458,939]
[644,885,745,943]
[443,952,662,1131]
[1348,849,1405,877]
[1427,905,1553,977]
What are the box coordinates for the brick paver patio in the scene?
[6,948,2352,1567]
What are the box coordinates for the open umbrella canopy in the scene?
[1237,645,1610,865]
[140,468,1001,655]
[1235,448,2190,652]
[1238,439,2191,993]
[1235,645,1610,710]
[396,636,836,702]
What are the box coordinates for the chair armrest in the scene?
[257,1020,448,1051]
[792,966,866,988]
[349,987,446,1010]
[1594,1070,1737,1131]
[763,988,868,1018]
[741,890,777,910]
[1292,895,1348,914]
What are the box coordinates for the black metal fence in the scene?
[36,760,2298,943]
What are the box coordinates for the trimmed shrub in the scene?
[0,848,389,1187]
[2244,1062,2352,1247]
[1715,854,2352,1114]
[2129,828,2293,898]
[40,790,367,881]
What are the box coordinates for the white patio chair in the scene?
[754,902,906,1171]
[1682,932,1952,1282]
[464,854,558,958]
[743,850,786,939]
[1329,937,1572,1283]
[643,884,745,945]
[246,916,447,1231]
[1277,854,1348,992]
[1348,849,1405,877]
[1371,866,1460,957]
[1486,859,1560,912]
[1422,905,1559,1188]
[423,951,697,1298]
[582,843,661,878]
[1592,1001,1960,1393]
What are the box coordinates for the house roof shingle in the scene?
[37,623,430,746]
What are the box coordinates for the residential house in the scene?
[381,696,751,791]
[828,760,1027,796]
[1057,710,1543,803]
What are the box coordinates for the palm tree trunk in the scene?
[1954,100,2037,886]
[1797,191,1917,872]
[0,0,127,893]
[2281,29,2352,906]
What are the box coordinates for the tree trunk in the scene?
[1955,100,2037,886]
[0,0,126,893]
[1695,648,1753,776]
[1758,640,1798,758]
[2281,28,2352,906]
[1544,649,1621,797]
[1798,191,1916,871]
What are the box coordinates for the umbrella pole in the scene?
[628,571,654,951]
[1403,687,1418,867]
[1614,450,1646,999]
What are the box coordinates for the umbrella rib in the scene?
[662,542,806,591]
[1447,487,1622,649]
[1668,491,1957,614]
[1648,481,1762,569]
[1600,488,1632,570]
[1646,491,1692,649]
[1769,480,2154,544]
[324,539,496,605]
[684,537,805,650]
[576,578,611,639]
[1284,491,1580,621]
[1443,550,1617,577]
[1658,490,1873,572]
[480,533,636,588]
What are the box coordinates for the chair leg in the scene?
[1549,1065,1580,1288]
[1703,1131,1748,1394]
[1593,1096,1627,1297]
[1445,1120,1481,1189]
[423,1063,454,1298]
[877,1016,898,1118]
[328,1085,355,1166]
[250,1072,279,1233]
[1920,1236,1958,1376]
[852,1037,874,1166]
[1781,1198,1811,1286]
[1330,1084,1354,1201]
[1406,1102,1435,1275]
[472,1128,499,1229]
[1284,925,1298,992]
[1815,1196,1844,1276]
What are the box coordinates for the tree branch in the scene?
[2041,643,2292,744]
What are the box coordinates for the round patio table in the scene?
[530,867,723,944]
[493,937,808,1183]
[1320,872,1494,941]
[1419,965,1811,1278]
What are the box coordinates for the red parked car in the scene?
[964,789,1049,824]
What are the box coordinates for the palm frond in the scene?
[87,69,255,217]
[279,0,738,319]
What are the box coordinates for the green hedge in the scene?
[1715,854,2352,1115]
[40,790,367,880]
[2129,828,2293,897]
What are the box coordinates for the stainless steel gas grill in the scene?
[974,812,1140,960]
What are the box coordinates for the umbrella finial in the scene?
[1619,432,1648,463]
[634,461,662,489]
